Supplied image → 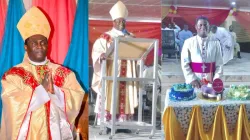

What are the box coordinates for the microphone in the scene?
[122,29,130,36]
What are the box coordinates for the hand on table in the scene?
[100,53,107,62]
[191,80,201,88]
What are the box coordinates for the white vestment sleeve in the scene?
[91,37,109,94]
[92,38,107,74]
[181,40,198,83]
[28,85,50,112]
[224,29,234,47]
[18,85,50,140]
[218,28,233,47]
[47,85,65,110]
[213,41,223,80]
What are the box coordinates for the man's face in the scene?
[184,25,188,30]
[113,18,126,31]
[195,19,209,38]
[25,34,48,62]
[168,24,172,28]
[211,27,217,34]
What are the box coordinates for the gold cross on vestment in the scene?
[201,63,207,73]
[39,67,46,75]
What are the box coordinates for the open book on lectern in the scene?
[105,37,156,60]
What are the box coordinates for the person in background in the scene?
[178,24,193,53]
[163,22,181,44]
[162,21,181,54]
[229,25,241,59]
[210,25,234,64]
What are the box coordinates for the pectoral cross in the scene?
[201,63,207,73]
[40,68,46,75]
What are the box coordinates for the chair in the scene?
[161,30,179,62]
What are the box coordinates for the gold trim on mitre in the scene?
[109,1,128,20]
[17,6,51,41]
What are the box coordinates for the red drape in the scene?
[162,7,230,33]
[89,20,161,66]
[0,0,7,47]
[235,11,250,34]
[177,7,229,26]
[32,0,76,64]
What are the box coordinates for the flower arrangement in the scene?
[227,85,250,100]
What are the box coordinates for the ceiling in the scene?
[162,0,250,11]
[89,0,161,22]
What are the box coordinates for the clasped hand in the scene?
[41,69,54,94]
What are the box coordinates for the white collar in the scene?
[28,57,48,66]
[197,35,208,46]
[111,28,125,36]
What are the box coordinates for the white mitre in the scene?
[109,1,128,20]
